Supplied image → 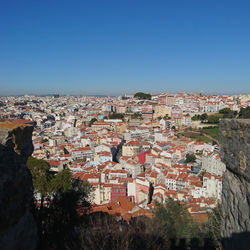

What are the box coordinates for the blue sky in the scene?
[0,0,250,95]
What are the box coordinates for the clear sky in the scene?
[0,0,250,96]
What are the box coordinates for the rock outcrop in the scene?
[219,119,250,250]
[0,121,37,250]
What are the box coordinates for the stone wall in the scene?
[219,119,250,250]
[0,121,37,250]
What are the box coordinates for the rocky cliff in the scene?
[219,119,250,250]
[0,121,37,250]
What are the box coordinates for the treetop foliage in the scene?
[191,113,208,121]
[219,108,237,118]
[219,108,231,114]
[88,118,97,127]
[74,198,222,250]
[108,113,124,119]
[27,156,92,250]
[131,112,142,119]
[154,198,193,241]
[27,157,52,196]
[239,106,250,118]
[185,153,196,163]
[134,92,152,100]
[50,168,73,193]
[207,113,223,124]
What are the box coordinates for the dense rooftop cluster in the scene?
[0,92,249,221]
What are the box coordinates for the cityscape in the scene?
[0,0,250,249]
[1,92,249,211]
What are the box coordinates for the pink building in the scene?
[111,184,127,201]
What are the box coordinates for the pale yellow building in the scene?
[153,105,172,119]
[122,141,140,157]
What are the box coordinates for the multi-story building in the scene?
[203,173,222,200]
[202,152,226,176]
[111,184,127,201]
[122,140,140,157]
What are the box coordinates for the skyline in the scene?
[1,89,250,98]
[0,0,250,95]
[1,90,250,98]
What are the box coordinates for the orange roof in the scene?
[48,160,60,167]
[110,169,128,174]
[115,196,135,211]
[73,147,91,152]
[137,172,146,178]
[203,173,222,181]
[73,172,100,181]
[167,174,178,180]
[88,199,134,221]
[124,140,140,147]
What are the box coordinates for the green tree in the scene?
[219,108,231,114]
[39,176,91,249]
[28,159,92,249]
[27,157,52,207]
[108,113,124,119]
[219,108,237,118]
[205,206,222,248]
[239,106,250,118]
[132,112,142,119]
[185,153,196,163]
[207,114,223,124]
[191,115,198,121]
[134,92,152,100]
[88,118,97,127]
[50,169,72,193]
[200,113,208,121]
[154,198,196,243]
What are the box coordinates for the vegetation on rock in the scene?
[219,108,237,118]
[239,106,250,118]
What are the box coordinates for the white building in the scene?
[165,173,178,190]
[202,152,226,176]
[203,173,222,200]
[120,160,142,178]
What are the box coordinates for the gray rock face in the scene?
[219,119,250,250]
[0,122,37,250]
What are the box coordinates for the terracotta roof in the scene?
[115,196,135,211]
[48,160,60,167]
